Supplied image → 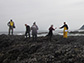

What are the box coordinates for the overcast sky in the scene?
[0,0,84,31]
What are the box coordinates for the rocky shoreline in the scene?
[0,34,84,63]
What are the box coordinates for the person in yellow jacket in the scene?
[7,19,15,35]
[60,22,68,38]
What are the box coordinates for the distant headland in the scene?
[80,25,84,30]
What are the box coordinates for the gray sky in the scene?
[0,0,84,31]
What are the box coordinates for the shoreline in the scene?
[0,29,84,36]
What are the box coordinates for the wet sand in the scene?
[0,34,84,63]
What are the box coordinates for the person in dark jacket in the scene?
[60,22,68,38]
[48,25,56,41]
[25,24,31,38]
[7,19,15,35]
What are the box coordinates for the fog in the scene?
[0,0,84,32]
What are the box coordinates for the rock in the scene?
[80,25,84,30]
[0,35,84,63]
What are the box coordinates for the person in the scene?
[31,22,38,41]
[60,22,68,38]
[7,19,15,35]
[25,24,31,38]
[48,25,56,41]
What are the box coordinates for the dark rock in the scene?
[0,35,84,63]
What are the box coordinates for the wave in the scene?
[0,30,84,36]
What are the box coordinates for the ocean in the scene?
[0,30,61,36]
[0,30,48,36]
[0,30,84,36]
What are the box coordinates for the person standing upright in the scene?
[31,22,38,41]
[60,22,68,38]
[48,25,56,41]
[7,19,15,35]
[25,24,31,38]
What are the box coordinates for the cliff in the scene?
[80,25,84,30]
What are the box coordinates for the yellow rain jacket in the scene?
[63,27,68,38]
[60,24,68,38]
[10,21,14,26]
